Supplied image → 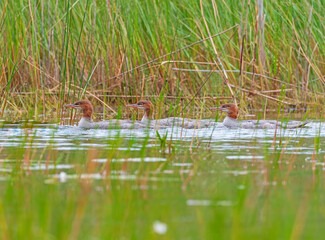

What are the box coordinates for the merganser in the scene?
[126,100,154,123]
[127,100,213,129]
[211,103,308,129]
[64,100,141,129]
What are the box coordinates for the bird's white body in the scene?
[78,117,144,129]
[216,104,308,129]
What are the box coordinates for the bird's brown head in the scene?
[126,100,154,119]
[211,103,238,119]
[64,100,93,118]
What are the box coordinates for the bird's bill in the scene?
[126,104,138,109]
[64,104,77,108]
[210,106,223,111]
[211,107,229,113]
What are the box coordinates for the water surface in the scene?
[0,121,324,239]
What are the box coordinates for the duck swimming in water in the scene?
[64,100,141,129]
[211,103,308,129]
[127,100,213,129]
[126,100,154,123]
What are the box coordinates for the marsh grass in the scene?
[0,0,324,122]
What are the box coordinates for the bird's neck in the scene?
[78,117,93,128]
[223,116,239,128]
[227,110,238,119]
[143,108,153,120]
[141,115,149,123]
[82,106,93,118]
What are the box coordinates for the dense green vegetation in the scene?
[0,0,324,121]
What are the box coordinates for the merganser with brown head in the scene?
[126,100,154,123]
[211,103,308,129]
[127,100,214,129]
[64,100,139,129]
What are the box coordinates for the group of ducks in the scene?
[64,100,309,130]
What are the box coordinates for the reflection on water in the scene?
[0,120,324,239]
[92,157,167,163]
[0,121,323,144]
[186,199,234,207]
[0,121,324,181]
